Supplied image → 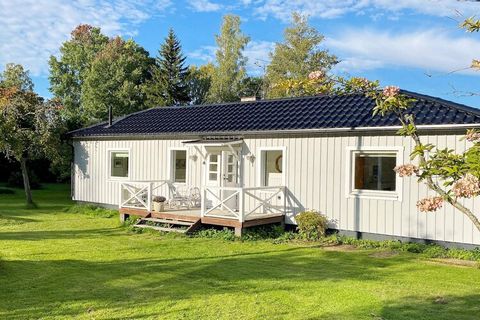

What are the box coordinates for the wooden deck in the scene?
[119,207,285,236]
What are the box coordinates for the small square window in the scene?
[110,151,129,178]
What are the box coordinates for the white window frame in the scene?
[345,146,403,201]
[257,146,287,188]
[168,147,189,184]
[107,148,131,181]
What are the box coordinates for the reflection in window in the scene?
[354,154,396,191]
[172,150,187,183]
[111,152,129,178]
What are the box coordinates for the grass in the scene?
[0,185,479,319]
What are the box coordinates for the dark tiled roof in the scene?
[69,91,480,138]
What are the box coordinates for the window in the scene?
[171,149,187,183]
[346,147,402,201]
[259,148,285,186]
[110,151,129,178]
[354,154,396,191]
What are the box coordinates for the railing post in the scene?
[119,183,123,209]
[201,187,206,218]
[238,188,245,223]
[147,182,152,212]
[283,186,287,215]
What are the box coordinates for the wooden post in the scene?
[147,182,152,212]
[201,187,206,218]
[238,188,244,223]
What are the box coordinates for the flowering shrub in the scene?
[394,164,419,177]
[382,85,400,98]
[465,129,480,143]
[417,197,444,212]
[452,174,480,198]
[308,70,324,80]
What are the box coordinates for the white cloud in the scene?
[187,0,222,12]
[189,40,275,75]
[327,29,480,75]
[0,0,173,76]
[254,0,480,22]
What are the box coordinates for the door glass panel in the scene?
[209,173,217,181]
[209,164,217,171]
[210,154,218,162]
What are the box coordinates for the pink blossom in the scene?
[417,197,444,212]
[383,86,400,98]
[308,70,324,80]
[465,129,480,143]
[394,164,419,177]
[452,174,480,198]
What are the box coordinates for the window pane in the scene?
[111,152,128,178]
[354,154,396,191]
[210,154,218,163]
[173,150,186,183]
[263,150,283,186]
[209,173,217,181]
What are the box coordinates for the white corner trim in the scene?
[107,148,131,181]
[345,146,403,202]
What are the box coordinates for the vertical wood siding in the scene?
[73,133,480,245]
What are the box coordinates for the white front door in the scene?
[205,149,239,211]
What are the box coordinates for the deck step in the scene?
[141,217,193,226]
[133,217,202,234]
[134,224,187,233]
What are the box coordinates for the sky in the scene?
[1,0,480,107]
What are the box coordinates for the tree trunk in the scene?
[20,157,33,205]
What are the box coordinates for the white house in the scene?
[69,92,480,247]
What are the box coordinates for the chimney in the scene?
[240,96,257,102]
[108,105,112,127]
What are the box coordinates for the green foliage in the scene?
[295,210,328,240]
[49,24,109,128]
[461,17,480,33]
[7,171,41,189]
[0,63,33,91]
[187,64,214,105]
[194,227,237,241]
[330,235,480,261]
[81,37,153,124]
[266,13,338,98]
[241,224,286,241]
[65,204,117,218]
[207,15,250,103]
[144,28,190,107]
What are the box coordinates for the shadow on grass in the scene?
[0,247,415,319]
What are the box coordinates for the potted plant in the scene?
[152,196,166,212]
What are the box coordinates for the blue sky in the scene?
[2,0,480,107]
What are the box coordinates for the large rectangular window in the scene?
[354,154,396,191]
[172,150,187,183]
[260,149,284,186]
[110,151,129,178]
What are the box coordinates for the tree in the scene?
[207,15,250,103]
[0,64,64,205]
[81,37,153,124]
[144,28,190,107]
[187,64,214,105]
[266,13,338,98]
[49,24,109,128]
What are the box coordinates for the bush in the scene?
[295,210,328,240]
[194,227,236,241]
[6,171,41,189]
[241,224,286,241]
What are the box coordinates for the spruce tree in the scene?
[145,28,190,107]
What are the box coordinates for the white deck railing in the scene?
[119,180,170,211]
[119,181,287,222]
[201,186,286,222]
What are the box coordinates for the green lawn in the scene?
[0,184,479,319]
